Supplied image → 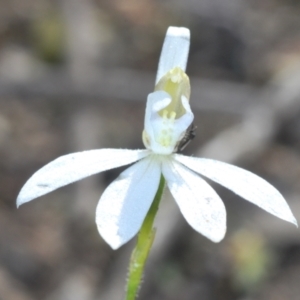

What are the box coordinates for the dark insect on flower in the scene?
[177,123,197,152]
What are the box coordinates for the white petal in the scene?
[175,154,298,226]
[96,156,161,249]
[156,27,190,84]
[162,159,226,242]
[17,149,149,207]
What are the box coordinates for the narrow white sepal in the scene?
[96,156,161,249]
[175,154,298,227]
[162,158,226,242]
[156,26,190,84]
[17,149,149,207]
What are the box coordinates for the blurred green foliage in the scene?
[31,11,65,63]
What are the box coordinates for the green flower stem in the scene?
[125,175,166,300]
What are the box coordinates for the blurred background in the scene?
[1,0,300,299]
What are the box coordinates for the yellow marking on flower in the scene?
[142,130,150,148]
[155,67,190,118]
[155,109,177,148]
[169,111,176,120]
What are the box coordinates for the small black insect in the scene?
[177,123,197,152]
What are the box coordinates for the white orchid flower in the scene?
[17,27,297,250]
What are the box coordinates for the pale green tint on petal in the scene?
[17,149,149,207]
[155,67,191,118]
[162,159,227,242]
[175,154,298,226]
[156,27,190,84]
[96,156,161,249]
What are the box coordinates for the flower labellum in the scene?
[17,26,297,250]
[142,66,193,155]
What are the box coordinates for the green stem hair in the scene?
[125,175,165,300]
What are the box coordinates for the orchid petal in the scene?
[162,159,226,242]
[17,149,149,207]
[156,27,190,84]
[175,154,298,226]
[96,156,161,249]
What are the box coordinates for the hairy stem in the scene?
[125,175,165,300]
